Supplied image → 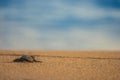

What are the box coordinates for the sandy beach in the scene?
[0,50,120,80]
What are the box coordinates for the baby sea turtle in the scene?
[13,55,42,63]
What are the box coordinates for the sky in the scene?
[0,0,120,50]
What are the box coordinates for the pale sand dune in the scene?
[0,50,120,80]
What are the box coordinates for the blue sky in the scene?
[0,0,120,50]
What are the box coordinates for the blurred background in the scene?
[0,0,120,50]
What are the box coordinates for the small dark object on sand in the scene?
[13,55,42,63]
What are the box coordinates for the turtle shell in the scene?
[20,55,34,62]
[13,55,41,62]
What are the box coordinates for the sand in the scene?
[0,50,120,80]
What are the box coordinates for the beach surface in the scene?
[0,50,120,80]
